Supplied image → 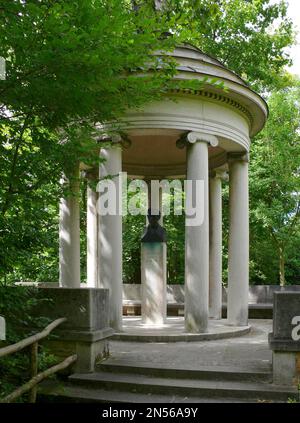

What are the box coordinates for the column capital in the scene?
[187,132,219,147]
[96,133,131,149]
[176,131,219,149]
[227,152,249,163]
[210,169,229,182]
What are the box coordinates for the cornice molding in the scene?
[169,88,253,127]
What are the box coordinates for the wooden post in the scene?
[29,342,38,403]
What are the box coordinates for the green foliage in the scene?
[162,0,295,90]
[0,123,61,281]
[163,196,185,284]
[0,0,215,282]
[0,0,178,282]
[123,214,145,284]
[0,286,57,401]
[0,1,180,127]
[249,80,300,285]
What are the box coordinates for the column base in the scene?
[184,315,208,334]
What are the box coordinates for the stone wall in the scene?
[16,282,300,305]
[34,287,113,373]
[269,292,300,385]
[123,284,300,305]
[16,282,300,304]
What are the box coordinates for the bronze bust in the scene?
[141,209,167,243]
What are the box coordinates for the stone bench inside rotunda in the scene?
[122,284,300,319]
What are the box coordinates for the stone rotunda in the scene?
[58,44,268,335]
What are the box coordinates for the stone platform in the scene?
[39,320,299,402]
[113,316,251,342]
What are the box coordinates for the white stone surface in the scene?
[59,164,81,288]
[0,316,5,341]
[209,173,223,319]
[185,136,210,333]
[228,157,249,326]
[98,145,123,331]
[141,243,167,326]
[86,186,98,288]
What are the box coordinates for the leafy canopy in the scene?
[149,0,295,90]
[0,0,181,128]
[249,80,300,284]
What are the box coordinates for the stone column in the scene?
[98,136,123,331]
[145,179,163,225]
[209,170,227,319]
[184,132,218,333]
[86,182,98,288]
[227,153,249,326]
[59,163,81,288]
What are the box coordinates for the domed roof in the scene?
[120,43,269,178]
[171,44,248,86]
[165,44,268,137]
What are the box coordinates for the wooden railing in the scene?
[0,317,77,403]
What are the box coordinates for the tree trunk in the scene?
[279,247,285,286]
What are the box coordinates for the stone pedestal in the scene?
[269,292,300,386]
[34,288,113,373]
[141,243,167,325]
[0,315,5,341]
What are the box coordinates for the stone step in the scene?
[69,371,298,402]
[98,360,271,383]
[38,381,258,403]
[112,324,251,343]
